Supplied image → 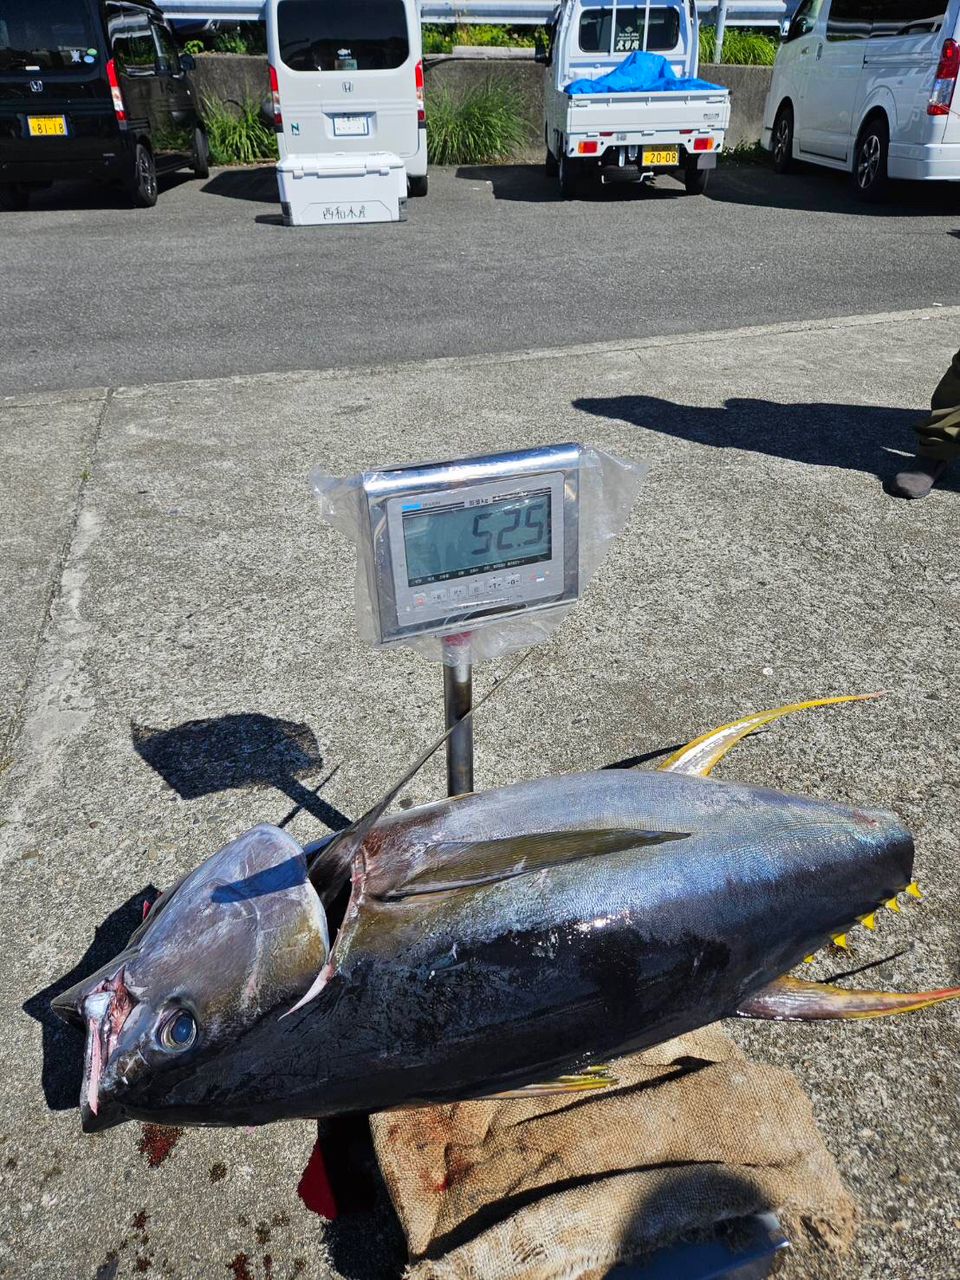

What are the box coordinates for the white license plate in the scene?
[333,114,369,137]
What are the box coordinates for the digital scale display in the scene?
[361,445,582,644]
[402,490,552,587]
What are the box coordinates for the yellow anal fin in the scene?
[737,975,960,1021]
[907,882,923,900]
[657,693,883,778]
[482,1066,618,1099]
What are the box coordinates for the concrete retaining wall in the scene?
[191,53,772,152]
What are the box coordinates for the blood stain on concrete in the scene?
[137,1124,184,1167]
[227,1255,254,1280]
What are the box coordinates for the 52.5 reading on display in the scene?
[402,490,552,587]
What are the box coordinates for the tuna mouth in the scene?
[78,967,136,1132]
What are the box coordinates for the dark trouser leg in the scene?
[892,347,960,497]
[916,348,960,461]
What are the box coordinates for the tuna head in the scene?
[51,825,329,1132]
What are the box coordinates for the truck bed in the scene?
[564,88,730,136]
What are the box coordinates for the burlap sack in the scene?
[370,1026,856,1280]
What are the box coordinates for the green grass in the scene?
[426,83,528,165]
[699,26,779,65]
[422,24,543,54]
[202,97,278,166]
[719,140,770,165]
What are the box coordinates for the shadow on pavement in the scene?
[202,166,279,203]
[12,172,193,211]
[455,163,685,203]
[131,713,351,831]
[23,888,158,1111]
[709,162,960,219]
[574,393,960,492]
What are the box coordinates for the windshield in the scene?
[579,6,682,54]
[0,0,99,73]
[277,0,410,72]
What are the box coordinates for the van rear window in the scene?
[579,6,682,54]
[277,0,410,72]
[0,0,97,73]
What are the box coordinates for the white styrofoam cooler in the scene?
[276,151,408,227]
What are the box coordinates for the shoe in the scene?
[891,457,948,500]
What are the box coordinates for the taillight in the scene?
[577,140,598,154]
[693,136,715,151]
[928,38,959,115]
[269,63,283,131]
[415,59,425,125]
[106,58,126,126]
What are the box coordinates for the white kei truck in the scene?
[541,0,731,195]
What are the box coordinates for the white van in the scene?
[266,0,428,196]
[762,0,960,198]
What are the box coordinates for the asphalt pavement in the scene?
[1,161,959,396]
[1,306,959,1279]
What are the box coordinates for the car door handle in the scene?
[816,43,823,59]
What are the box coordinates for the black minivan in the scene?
[0,0,209,209]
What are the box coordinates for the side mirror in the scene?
[180,52,196,72]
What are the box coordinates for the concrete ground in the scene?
[2,162,959,396]
[1,305,959,1279]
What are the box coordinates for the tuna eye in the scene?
[158,1010,197,1051]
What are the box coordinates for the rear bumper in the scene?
[565,133,725,160]
[0,152,127,183]
[888,140,960,181]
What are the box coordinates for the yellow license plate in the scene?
[643,147,679,166]
[28,116,67,137]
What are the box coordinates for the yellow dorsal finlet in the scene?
[885,897,901,914]
[907,882,923,900]
[859,913,877,931]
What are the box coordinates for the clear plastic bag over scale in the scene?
[310,445,646,665]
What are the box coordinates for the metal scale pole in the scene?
[442,633,473,797]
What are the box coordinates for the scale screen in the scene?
[361,446,582,643]
[402,490,552,587]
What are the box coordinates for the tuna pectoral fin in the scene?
[657,692,882,778]
[481,1066,618,1100]
[377,827,688,902]
[736,975,960,1021]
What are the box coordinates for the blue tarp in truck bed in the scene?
[565,50,724,95]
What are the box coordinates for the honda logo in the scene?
[29,80,43,93]
[342,81,354,93]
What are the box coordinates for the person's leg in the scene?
[892,348,960,499]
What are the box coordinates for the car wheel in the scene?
[0,183,30,211]
[408,174,428,197]
[852,116,889,202]
[684,162,708,195]
[771,104,794,175]
[192,126,210,180]
[129,142,158,208]
[558,148,580,198]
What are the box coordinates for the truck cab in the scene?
[542,0,730,195]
